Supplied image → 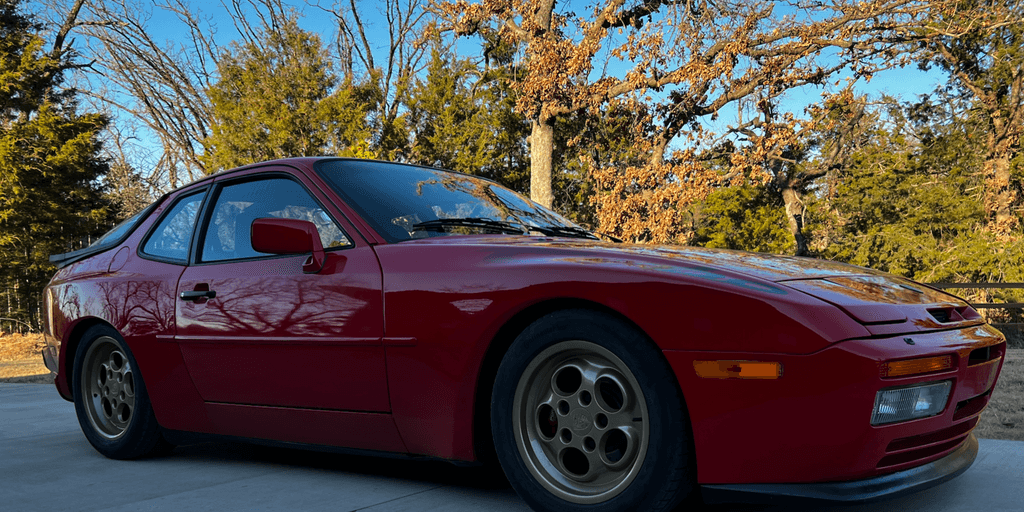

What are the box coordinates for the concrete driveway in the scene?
[2,383,1022,512]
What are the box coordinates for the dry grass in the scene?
[0,333,52,383]
[0,332,45,361]
[976,349,1024,441]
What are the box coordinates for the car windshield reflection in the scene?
[315,159,589,243]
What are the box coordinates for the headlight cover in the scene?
[871,381,952,426]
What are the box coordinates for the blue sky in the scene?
[131,0,949,107]
[31,0,949,178]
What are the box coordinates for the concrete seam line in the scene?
[348,485,447,511]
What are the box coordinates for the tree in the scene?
[439,0,987,242]
[52,0,220,188]
[53,0,367,186]
[692,185,794,254]
[99,124,160,217]
[315,0,433,159]
[404,43,628,227]
[919,0,1024,237]
[202,12,376,171]
[406,46,530,187]
[717,89,880,255]
[0,0,110,325]
[813,100,991,280]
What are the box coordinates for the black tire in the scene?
[72,324,172,459]
[491,309,696,512]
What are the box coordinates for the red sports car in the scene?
[42,158,1005,512]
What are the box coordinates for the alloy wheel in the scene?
[80,336,136,439]
[512,339,650,504]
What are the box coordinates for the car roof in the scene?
[182,157,320,187]
[178,157,462,192]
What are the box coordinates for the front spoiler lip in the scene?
[701,433,979,504]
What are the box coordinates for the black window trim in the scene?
[191,171,355,267]
[137,186,211,266]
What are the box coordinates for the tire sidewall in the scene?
[72,324,164,459]
[491,309,694,512]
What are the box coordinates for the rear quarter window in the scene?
[140,191,206,263]
[91,207,149,249]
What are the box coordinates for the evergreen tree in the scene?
[406,47,530,192]
[812,101,1014,284]
[202,15,376,171]
[692,185,795,254]
[918,0,1024,237]
[0,0,110,326]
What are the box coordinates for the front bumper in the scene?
[701,433,978,504]
[664,324,1004,484]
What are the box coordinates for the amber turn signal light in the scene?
[693,360,782,379]
[880,355,954,378]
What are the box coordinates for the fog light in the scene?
[871,381,952,425]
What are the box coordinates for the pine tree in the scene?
[692,185,795,254]
[0,0,110,327]
[202,15,376,171]
[406,47,530,191]
[919,0,1024,237]
[813,102,999,282]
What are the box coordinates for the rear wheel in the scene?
[73,325,172,459]
[491,310,695,512]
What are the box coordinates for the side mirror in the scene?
[251,218,325,273]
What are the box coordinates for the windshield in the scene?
[315,159,585,243]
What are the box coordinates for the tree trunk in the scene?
[984,114,1017,236]
[650,131,670,165]
[781,186,809,256]
[529,119,555,208]
[984,150,1016,235]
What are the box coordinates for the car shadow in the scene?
[166,440,513,489]
[156,441,869,512]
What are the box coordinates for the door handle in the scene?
[180,290,217,301]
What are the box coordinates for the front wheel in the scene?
[491,310,696,512]
[73,325,172,459]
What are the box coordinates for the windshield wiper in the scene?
[529,225,620,242]
[411,217,527,235]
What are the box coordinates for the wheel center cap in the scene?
[570,409,592,434]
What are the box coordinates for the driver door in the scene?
[174,171,389,412]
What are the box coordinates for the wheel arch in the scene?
[63,317,116,397]
[471,298,691,465]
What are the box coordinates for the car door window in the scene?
[140,191,206,263]
[200,177,351,262]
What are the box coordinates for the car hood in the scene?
[407,235,981,332]
[579,242,888,282]
[420,235,885,281]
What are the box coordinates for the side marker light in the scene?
[693,360,782,379]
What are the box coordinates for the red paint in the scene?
[43,157,1006,489]
[175,248,388,412]
[665,324,1004,484]
[250,218,329,273]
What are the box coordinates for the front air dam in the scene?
[701,433,978,504]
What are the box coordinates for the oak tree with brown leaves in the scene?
[438,0,993,246]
